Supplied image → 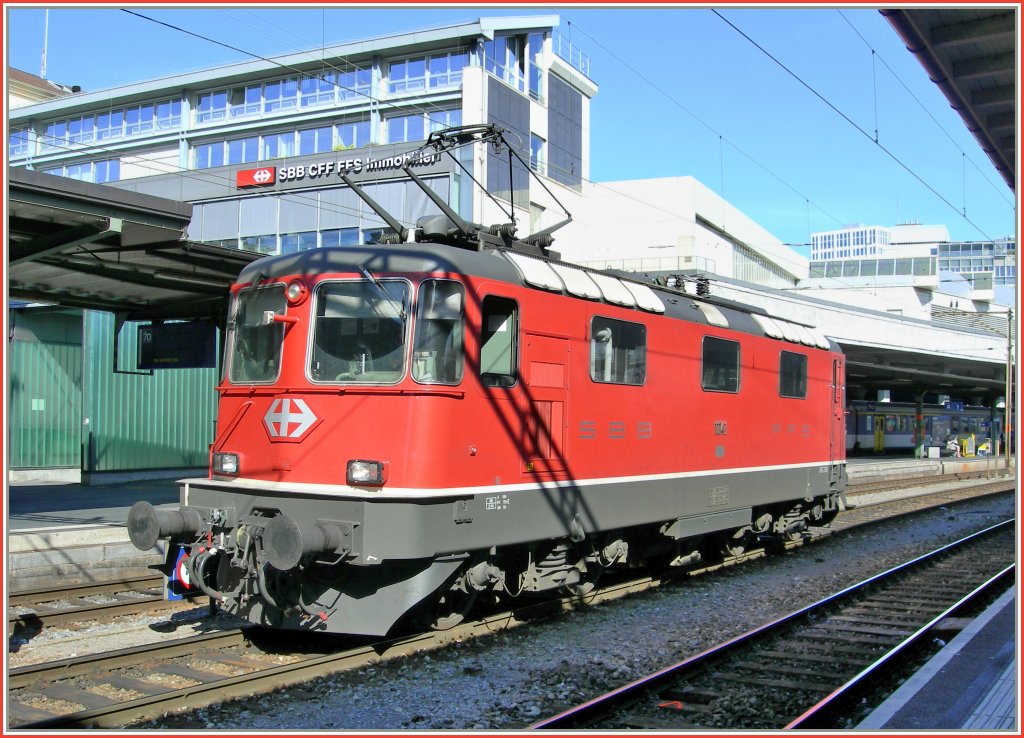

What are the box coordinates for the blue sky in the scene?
[6,4,1017,255]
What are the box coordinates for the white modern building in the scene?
[7,13,819,293]
[802,220,1015,317]
[559,176,808,289]
[8,15,596,256]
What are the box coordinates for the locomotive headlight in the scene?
[213,452,240,475]
[285,279,309,306]
[347,459,386,486]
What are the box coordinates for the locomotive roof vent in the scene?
[502,251,665,314]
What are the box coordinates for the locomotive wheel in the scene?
[562,565,602,597]
[702,527,751,560]
[427,587,480,631]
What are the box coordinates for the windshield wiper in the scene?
[358,263,406,320]
[229,271,266,327]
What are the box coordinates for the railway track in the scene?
[7,480,1013,729]
[530,520,1016,730]
[8,576,205,635]
[6,571,683,729]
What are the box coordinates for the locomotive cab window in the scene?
[590,316,646,385]
[702,336,740,393]
[227,284,286,384]
[779,351,808,399]
[309,279,411,384]
[479,296,518,387]
[412,280,465,385]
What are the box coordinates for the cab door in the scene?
[521,331,569,476]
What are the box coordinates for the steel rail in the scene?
[786,563,1016,729]
[7,630,251,689]
[529,518,1015,730]
[7,575,163,606]
[9,573,667,729]
[9,485,1013,729]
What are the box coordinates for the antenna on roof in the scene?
[40,9,49,79]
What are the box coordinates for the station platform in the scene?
[857,586,1017,731]
[4,458,1018,730]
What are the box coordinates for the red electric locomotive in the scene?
[129,127,847,635]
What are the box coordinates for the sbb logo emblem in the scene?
[236,167,276,188]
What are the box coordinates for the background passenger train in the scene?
[846,400,1001,456]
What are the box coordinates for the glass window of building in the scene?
[322,228,361,247]
[125,105,154,136]
[94,159,120,183]
[389,57,427,94]
[67,116,94,144]
[195,142,224,169]
[96,111,124,141]
[262,131,296,159]
[336,119,370,149]
[530,134,546,175]
[387,114,426,144]
[299,126,334,155]
[484,34,527,91]
[428,50,469,89]
[240,234,278,254]
[427,108,462,134]
[155,100,182,130]
[196,90,228,123]
[300,72,336,107]
[9,129,30,157]
[228,136,259,165]
[230,84,261,119]
[280,231,318,254]
[264,77,299,113]
[64,162,92,181]
[338,68,372,101]
[42,120,66,151]
[528,32,545,100]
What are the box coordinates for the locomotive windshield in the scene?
[309,279,411,384]
[412,280,465,385]
[227,284,286,384]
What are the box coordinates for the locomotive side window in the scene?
[412,280,465,385]
[309,279,410,384]
[779,351,808,399]
[479,296,518,387]
[590,316,646,385]
[227,284,286,384]
[702,336,740,393]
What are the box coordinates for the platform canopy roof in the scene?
[7,167,258,324]
[883,8,1017,192]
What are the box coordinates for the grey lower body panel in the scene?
[182,464,838,563]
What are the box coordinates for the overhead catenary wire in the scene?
[836,9,1014,210]
[711,9,999,243]
[15,8,1012,322]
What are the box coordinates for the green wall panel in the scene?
[82,311,219,472]
[7,337,83,468]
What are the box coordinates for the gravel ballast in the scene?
[121,491,1014,730]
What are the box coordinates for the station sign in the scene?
[235,149,443,191]
[236,167,276,188]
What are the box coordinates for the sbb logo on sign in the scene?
[236,167,276,187]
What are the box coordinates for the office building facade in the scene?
[9,15,596,254]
